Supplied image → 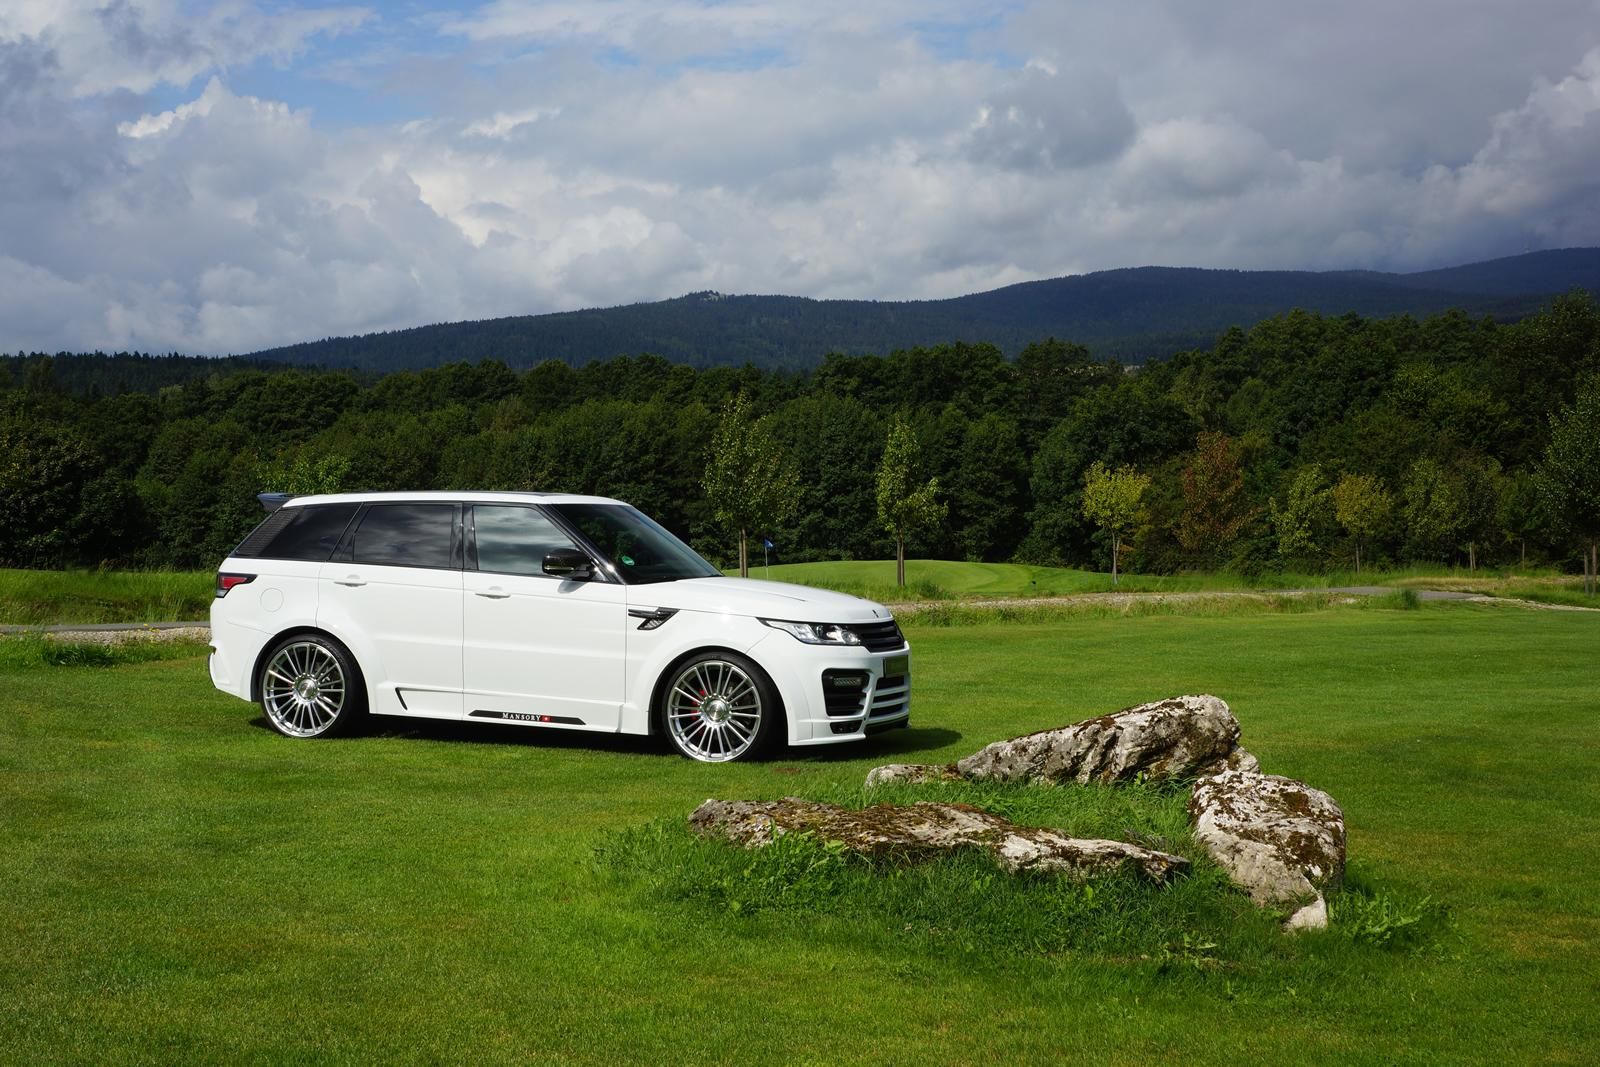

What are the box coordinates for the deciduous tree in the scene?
[1537,375,1600,594]
[1331,472,1393,575]
[1176,431,1254,568]
[1080,461,1150,586]
[875,416,946,587]
[703,394,799,577]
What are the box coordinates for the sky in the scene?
[3,1,1600,355]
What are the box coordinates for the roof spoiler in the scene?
[257,492,294,513]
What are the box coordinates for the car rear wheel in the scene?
[259,634,365,738]
[661,651,781,762]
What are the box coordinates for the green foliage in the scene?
[1331,472,1394,573]
[1271,464,1333,564]
[1176,431,1255,567]
[1537,375,1600,592]
[5,292,1600,580]
[875,416,946,585]
[256,452,352,496]
[703,393,801,575]
[1080,461,1150,583]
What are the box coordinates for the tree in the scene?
[1402,458,1466,563]
[1271,465,1333,565]
[1175,431,1254,568]
[875,416,946,587]
[1331,472,1393,575]
[1537,375,1600,594]
[703,393,799,577]
[1080,461,1150,586]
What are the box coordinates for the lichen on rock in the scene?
[689,797,1190,883]
[864,694,1245,789]
[1188,769,1346,930]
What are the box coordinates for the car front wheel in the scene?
[259,634,365,738]
[661,651,781,762]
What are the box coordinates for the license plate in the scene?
[883,654,909,677]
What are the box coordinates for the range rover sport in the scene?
[208,491,911,762]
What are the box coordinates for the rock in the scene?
[1188,770,1346,930]
[689,797,1190,883]
[1195,746,1260,779]
[867,695,1243,790]
[863,763,962,788]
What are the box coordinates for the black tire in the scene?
[659,650,783,762]
[258,633,367,739]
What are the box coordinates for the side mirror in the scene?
[543,547,594,581]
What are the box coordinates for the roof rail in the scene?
[257,492,294,513]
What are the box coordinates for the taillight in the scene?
[216,573,256,598]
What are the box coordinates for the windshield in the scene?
[547,503,722,585]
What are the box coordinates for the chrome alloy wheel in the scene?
[262,640,348,737]
[666,658,764,762]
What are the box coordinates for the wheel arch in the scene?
[647,644,787,737]
[249,625,364,703]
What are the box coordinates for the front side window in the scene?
[472,506,580,576]
[350,504,456,569]
[546,503,721,585]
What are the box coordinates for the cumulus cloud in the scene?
[2,1,1600,354]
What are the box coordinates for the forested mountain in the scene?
[243,248,1600,372]
[4,294,1598,580]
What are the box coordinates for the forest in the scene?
[2,292,1598,580]
[241,248,1600,372]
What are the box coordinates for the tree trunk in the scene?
[738,528,748,578]
[1590,538,1597,597]
[896,533,906,588]
[1468,542,1476,572]
[1520,538,1526,567]
[1111,532,1120,587]
[1354,540,1361,576]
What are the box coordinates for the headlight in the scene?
[760,619,863,645]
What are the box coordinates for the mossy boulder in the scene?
[689,797,1190,883]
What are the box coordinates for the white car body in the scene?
[208,491,910,753]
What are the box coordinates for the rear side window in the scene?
[263,504,360,562]
[472,506,578,576]
[350,504,456,569]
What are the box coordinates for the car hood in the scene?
[634,577,893,623]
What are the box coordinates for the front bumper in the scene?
[749,631,912,746]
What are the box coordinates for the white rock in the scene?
[1188,770,1346,930]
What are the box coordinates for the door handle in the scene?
[475,587,510,599]
[334,575,366,587]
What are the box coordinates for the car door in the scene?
[461,504,626,731]
[317,502,464,719]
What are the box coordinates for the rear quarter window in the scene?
[263,504,361,562]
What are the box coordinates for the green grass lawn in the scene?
[3,601,1596,1062]
[741,558,1587,604]
[0,568,214,625]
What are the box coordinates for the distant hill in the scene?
[246,248,1600,371]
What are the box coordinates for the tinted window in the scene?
[262,504,359,562]
[232,508,294,557]
[546,503,721,584]
[473,506,578,576]
[350,504,456,569]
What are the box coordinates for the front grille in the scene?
[848,620,906,652]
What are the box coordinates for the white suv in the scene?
[208,492,910,762]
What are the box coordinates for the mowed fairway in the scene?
[2,603,1597,1063]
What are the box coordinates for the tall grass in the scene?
[0,568,213,625]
